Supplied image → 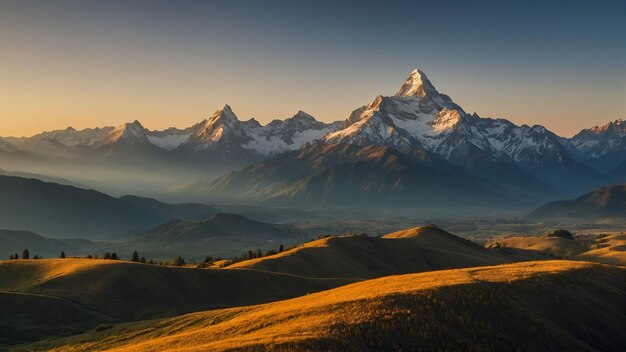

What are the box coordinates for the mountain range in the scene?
[1,68,624,207]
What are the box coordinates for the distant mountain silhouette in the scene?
[529,184,626,219]
[139,213,297,243]
[0,175,217,238]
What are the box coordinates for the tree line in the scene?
[6,244,287,269]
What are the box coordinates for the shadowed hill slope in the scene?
[17,261,626,352]
[0,175,217,238]
[182,142,516,208]
[0,259,353,323]
[0,230,94,259]
[225,226,530,278]
[0,291,117,346]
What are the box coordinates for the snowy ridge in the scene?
[326,68,577,166]
[1,67,622,179]
[570,119,626,159]
[4,105,339,156]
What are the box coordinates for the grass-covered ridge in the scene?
[15,260,626,352]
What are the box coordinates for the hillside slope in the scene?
[529,184,626,220]
[0,291,117,345]
[139,213,297,243]
[182,143,516,208]
[0,175,216,238]
[18,261,626,352]
[225,226,536,278]
[0,259,353,324]
[0,230,93,259]
[489,233,626,266]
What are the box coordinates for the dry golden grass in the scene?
[575,233,626,266]
[15,260,626,352]
[487,232,626,266]
[225,226,517,278]
[486,235,591,257]
[0,259,353,323]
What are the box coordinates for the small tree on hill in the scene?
[278,244,284,253]
[33,254,40,259]
[140,256,146,263]
[60,251,66,259]
[131,251,139,262]
[22,249,29,260]
[110,252,119,260]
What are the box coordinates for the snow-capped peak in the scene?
[104,120,149,145]
[589,119,626,135]
[394,68,457,112]
[185,105,249,149]
[396,69,431,96]
[209,104,238,124]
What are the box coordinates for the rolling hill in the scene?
[0,258,354,345]
[16,261,626,351]
[529,184,626,220]
[225,226,540,278]
[0,175,217,238]
[488,232,626,266]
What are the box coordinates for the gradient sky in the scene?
[1,0,624,137]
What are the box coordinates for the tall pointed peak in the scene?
[395,68,438,98]
[128,120,144,128]
[208,104,239,124]
[105,120,148,144]
[292,110,316,121]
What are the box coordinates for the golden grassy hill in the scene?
[487,232,626,266]
[576,233,626,266]
[0,259,354,345]
[487,235,591,257]
[16,260,626,352]
[225,226,534,278]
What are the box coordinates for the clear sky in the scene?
[1,0,624,137]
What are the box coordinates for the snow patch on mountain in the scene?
[147,132,192,150]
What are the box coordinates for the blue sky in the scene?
[1,0,624,136]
